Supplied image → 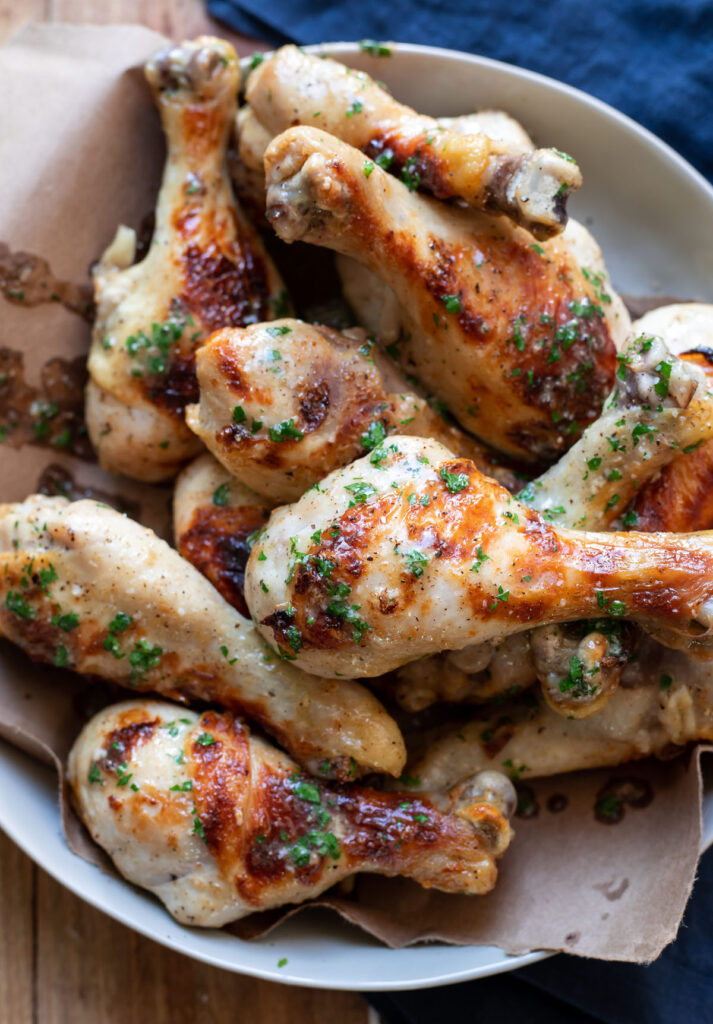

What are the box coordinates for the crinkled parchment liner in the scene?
[0,22,709,963]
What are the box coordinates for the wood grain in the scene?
[0,2,369,1020]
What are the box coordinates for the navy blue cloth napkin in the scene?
[207,0,713,1018]
[208,0,713,183]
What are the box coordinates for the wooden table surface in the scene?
[0,2,375,1020]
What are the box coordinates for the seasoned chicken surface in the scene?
[247,46,581,237]
[408,642,713,790]
[246,435,713,678]
[631,305,713,532]
[264,127,623,461]
[0,496,404,778]
[68,699,515,924]
[174,453,272,617]
[185,319,519,501]
[522,333,712,530]
[87,37,285,482]
[232,102,537,209]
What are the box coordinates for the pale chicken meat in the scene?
[185,319,520,502]
[174,453,272,617]
[68,699,515,925]
[264,126,624,461]
[246,46,582,237]
[87,37,286,482]
[408,641,713,791]
[0,495,405,778]
[246,435,713,678]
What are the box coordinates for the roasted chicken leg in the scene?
[0,495,404,778]
[264,127,622,461]
[185,319,519,501]
[246,435,713,678]
[247,46,581,237]
[408,641,713,790]
[68,699,514,924]
[87,37,286,482]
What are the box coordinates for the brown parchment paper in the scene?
[0,22,709,965]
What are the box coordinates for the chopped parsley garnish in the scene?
[5,591,34,620]
[212,482,230,506]
[510,314,527,352]
[441,294,462,314]
[400,155,421,191]
[109,612,132,634]
[660,673,674,691]
[88,763,103,785]
[292,778,321,803]
[684,440,704,454]
[232,405,246,424]
[654,361,672,399]
[439,467,469,493]
[398,548,429,578]
[376,149,395,170]
[128,639,163,675]
[196,733,215,746]
[52,612,79,632]
[359,39,392,56]
[471,546,489,573]
[363,160,375,178]
[360,420,386,450]
[558,655,597,698]
[632,422,655,446]
[53,645,69,668]
[595,590,626,616]
[622,510,639,527]
[489,585,509,610]
[170,780,193,792]
[268,418,304,442]
[346,99,364,117]
[344,479,378,504]
[289,830,341,866]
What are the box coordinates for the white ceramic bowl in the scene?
[2,39,713,992]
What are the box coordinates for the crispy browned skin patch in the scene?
[634,352,713,532]
[187,709,502,905]
[177,504,269,617]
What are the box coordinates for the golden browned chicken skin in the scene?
[87,37,286,481]
[246,46,582,238]
[174,453,272,617]
[246,435,713,679]
[0,495,405,778]
[69,699,515,925]
[264,127,620,462]
[185,319,520,501]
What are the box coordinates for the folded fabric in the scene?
[207,0,713,183]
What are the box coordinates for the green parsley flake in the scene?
[269,419,304,442]
[439,467,469,493]
[441,294,462,314]
[212,482,230,506]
